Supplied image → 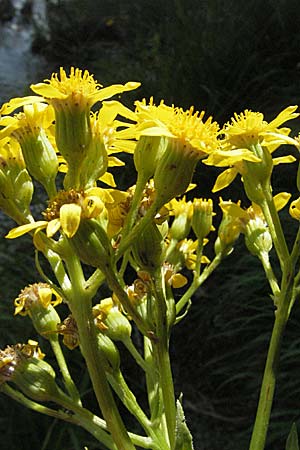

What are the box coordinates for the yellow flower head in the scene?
[0,103,54,141]
[14,283,62,316]
[0,340,44,384]
[6,187,113,240]
[176,238,209,270]
[29,67,141,112]
[289,197,300,220]
[222,106,299,149]
[204,106,299,193]
[135,98,220,156]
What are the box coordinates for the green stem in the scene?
[104,269,151,337]
[116,201,158,260]
[64,249,136,450]
[121,175,147,240]
[50,336,81,405]
[258,251,280,300]
[176,252,222,315]
[153,268,176,449]
[108,371,169,450]
[249,305,289,450]
[122,337,153,374]
[249,186,295,450]
[260,188,290,272]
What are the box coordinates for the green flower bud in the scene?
[94,299,132,341]
[131,221,163,272]
[79,137,108,189]
[0,141,33,222]
[13,357,62,402]
[169,197,193,241]
[0,341,62,403]
[245,217,272,256]
[17,129,58,197]
[134,135,167,182]
[153,137,200,208]
[71,218,112,269]
[214,211,243,256]
[14,283,62,337]
[192,198,214,241]
[243,144,273,204]
[96,332,120,371]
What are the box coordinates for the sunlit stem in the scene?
[258,251,280,300]
[63,245,136,450]
[121,174,148,241]
[176,250,222,315]
[153,267,176,449]
[49,335,81,405]
[116,201,158,260]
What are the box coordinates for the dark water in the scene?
[0,0,47,104]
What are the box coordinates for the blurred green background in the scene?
[1,0,300,449]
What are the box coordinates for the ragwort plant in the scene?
[0,67,300,450]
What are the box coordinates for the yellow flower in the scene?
[0,68,140,189]
[135,98,220,156]
[0,340,44,384]
[14,283,62,316]
[0,103,58,195]
[0,68,141,115]
[168,196,193,241]
[177,238,209,270]
[0,137,33,222]
[204,106,299,192]
[289,197,300,220]
[218,193,291,255]
[6,188,113,240]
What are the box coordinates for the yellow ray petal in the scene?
[5,221,47,239]
[0,96,45,115]
[59,204,82,238]
[46,218,61,237]
[94,82,141,102]
[273,192,291,211]
[212,168,238,192]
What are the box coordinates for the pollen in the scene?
[43,189,82,221]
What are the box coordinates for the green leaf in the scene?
[286,423,299,450]
[174,395,194,450]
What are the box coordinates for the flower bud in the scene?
[0,139,33,222]
[79,136,108,189]
[13,357,62,402]
[71,218,112,269]
[0,341,62,403]
[134,135,167,182]
[153,137,200,208]
[96,332,120,371]
[131,221,163,272]
[192,198,214,241]
[169,197,193,241]
[17,129,58,197]
[243,144,273,204]
[14,283,62,336]
[245,217,272,256]
[93,298,132,341]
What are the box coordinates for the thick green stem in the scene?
[249,184,294,450]
[249,306,288,450]
[64,250,136,450]
[153,268,176,449]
